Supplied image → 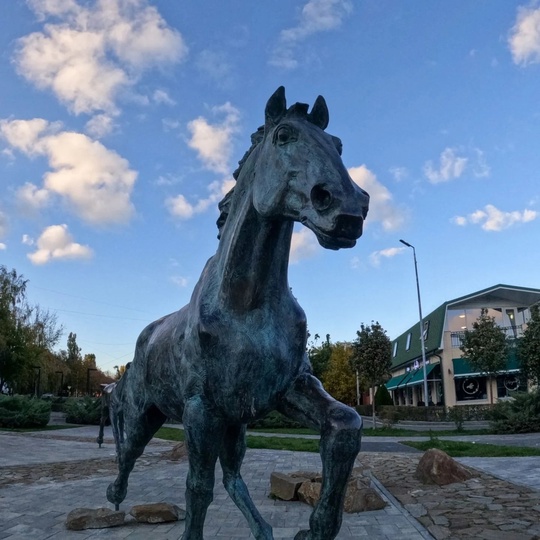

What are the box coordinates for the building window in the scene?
[406,333,412,350]
[393,341,398,357]
[454,377,487,402]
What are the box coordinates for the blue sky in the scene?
[1,0,540,374]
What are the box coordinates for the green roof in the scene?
[390,284,540,370]
[385,372,411,390]
[391,302,447,369]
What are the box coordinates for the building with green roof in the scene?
[386,284,540,407]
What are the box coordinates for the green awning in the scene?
[385,371,412,391]
[406,363,438,386]
[452,355,521,379]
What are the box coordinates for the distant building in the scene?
[385,284,540,407]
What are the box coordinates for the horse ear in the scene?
[309,95,329,130]
[265,86,287,127]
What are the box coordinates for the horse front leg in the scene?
[220,424,273,540]
[278,373,362,540]
[182,395,225,540]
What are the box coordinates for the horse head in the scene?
[253,86,370,250]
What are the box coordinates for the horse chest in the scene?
[198,310,306,420]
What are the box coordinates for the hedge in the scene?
[64,397,102,425]
[0,395,51,428]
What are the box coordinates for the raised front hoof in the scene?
[106,482,126,506]
[294,530,311,540]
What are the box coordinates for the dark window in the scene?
[455,377,487,401]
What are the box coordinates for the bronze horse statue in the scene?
[106,87,370,540]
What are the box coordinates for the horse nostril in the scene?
[311,184,333,212]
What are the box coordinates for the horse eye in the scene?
[275,126,295,145]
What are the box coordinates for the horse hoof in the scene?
[106,482,126,505]
[294,530,310,540]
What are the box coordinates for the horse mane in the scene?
[216,102,324,238]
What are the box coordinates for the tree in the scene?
[307,333,332,380]
[321,343,356,404]
[460,308,508,404]
[0,266,63,394]
[64,332,84,395]
[518,303,540,386]
[352,321,392,428]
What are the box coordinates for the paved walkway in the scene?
[0,428,429,540]
[2,424,540,539]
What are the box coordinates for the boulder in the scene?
[289,471,322,482]
[168,442,188,461]
[65,508,125,530]
[129,502,186,523]
[415,448,475,485]
[297,481,321,507]
[343,477,386,513]
[270,472,310,501]
[297,476,386,513]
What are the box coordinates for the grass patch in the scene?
[363,427,492,437]
[403,438,540,457]
[249,427,318,435]
[250,426,492,437]
[155,427,319,452]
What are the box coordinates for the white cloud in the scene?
[187,103,240,174]
[166,178,235,221]
[1,118,137,225]
[389,166,408,182]
[270,0,353,69]
[16,182,51,212]
[290,228,319,263]
[423,147,468,184]
[196,50,233,86]
[348,165,406,231]
[15,0,187,115]
[369,247,406,267]
[27,224,93,265]
[452,204,538,231]
[472,148,490,178]
[0,211,8,238]
[22,234,34,246]
[170,275,188,287]
[85,114,116,138]
[153,89,175,106]
[0,243,6,250]
[509,6,540,65]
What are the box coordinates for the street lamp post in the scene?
[400,239,429,407]
[55,371,64,396]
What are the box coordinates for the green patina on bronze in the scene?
[105,87,369,540]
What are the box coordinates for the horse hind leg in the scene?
[220,424,273,540]
[106,403,166,510]
[278,373,362,540]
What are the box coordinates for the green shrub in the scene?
[356,405,372,417]
[248,410,304,430]
[64,397,102,425]
[0,395,51,428]
[448,406,465,431]
[50,396,67,412]
[374,386,394,407]
[489,391,540,434]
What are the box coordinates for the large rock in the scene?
[65,508,125,530]
[415,448,475,485]
[297,476,386,513]
[129,502,186,523]
[297,480,321,507]
[168,442,188,461]
[343,477,387,513]
[270,472,310,501]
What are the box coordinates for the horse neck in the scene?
[215,171,293,312]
